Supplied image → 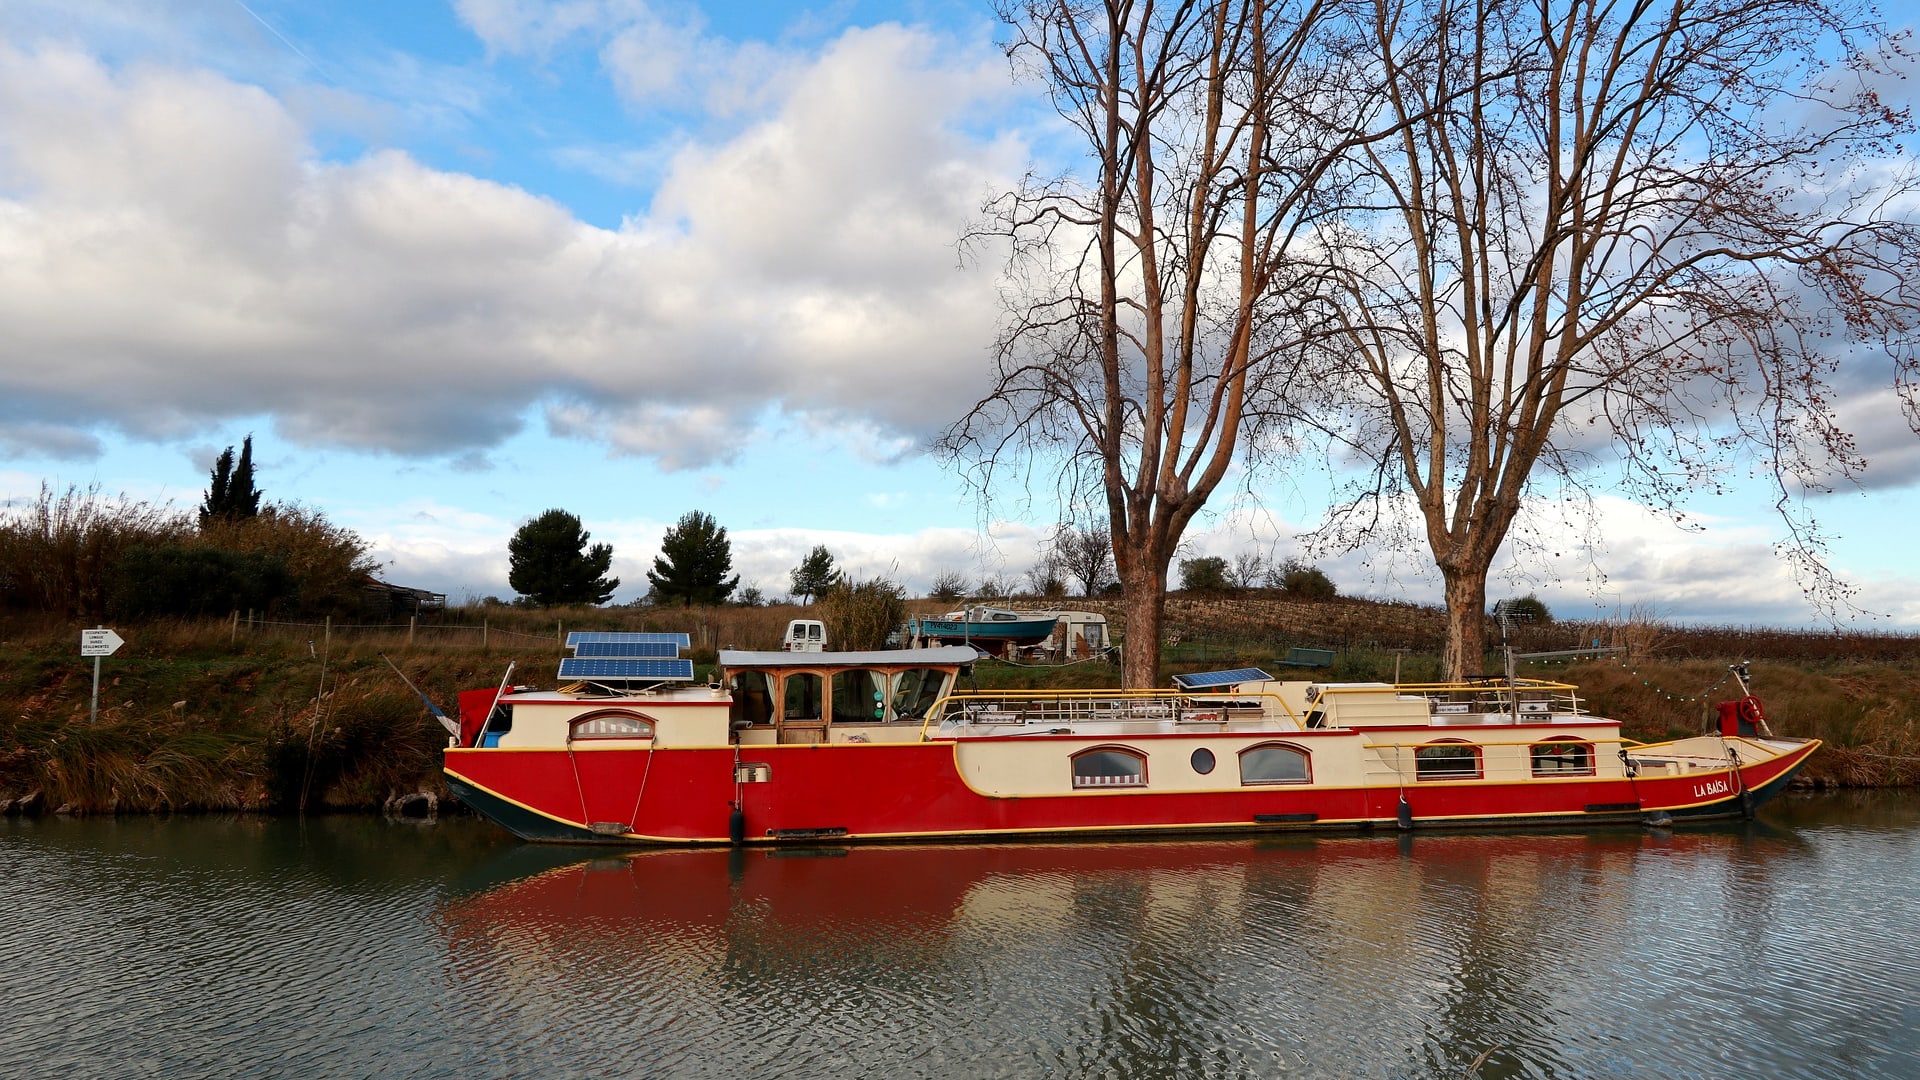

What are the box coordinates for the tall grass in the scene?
[0,483,190,618]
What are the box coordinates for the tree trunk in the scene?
[1118,562,1167,689]
[1441,567,1490,681]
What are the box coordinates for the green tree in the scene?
[1275,560,1337,600]
[200,435,262,525]
[508,509,619,607]
[1178,556,1231,593]
[646,510,738,607]
[789,545,840,605]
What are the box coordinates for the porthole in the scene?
[1190,748,1216,774]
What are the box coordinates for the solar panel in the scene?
[557,658,696,682]
[565,631,692,648]
[1172,667,1273,690]
[572,641,682,658]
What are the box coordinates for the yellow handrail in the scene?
[918,689,1304,740]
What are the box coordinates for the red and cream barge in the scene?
[440,634,1819,845]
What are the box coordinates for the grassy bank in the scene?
[2,597,1915,814]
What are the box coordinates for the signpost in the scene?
[81,627,124,724]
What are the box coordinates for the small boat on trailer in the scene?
[440,635,1819,845]
[905,605,1060,657]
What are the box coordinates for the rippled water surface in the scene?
[3,792,1917,1079]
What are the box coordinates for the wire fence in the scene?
[232,612,573,651]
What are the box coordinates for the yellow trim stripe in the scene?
[444,767,702,844]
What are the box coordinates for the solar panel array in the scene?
[566,631,691,648]
[558,657,697,682]
[560,631,696,683]
[573,640,682,658]
[1172,667,1273,690]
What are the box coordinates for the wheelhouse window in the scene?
[831,669,887,723]
[783,672,823,721]
[1531,739,1595,776]
[1072,747,1146,789]
[1239,743,1310,785]
[1416,741,1482,781]
[729,671,775,727]
[568,711,655,741]
[890,668,951,719]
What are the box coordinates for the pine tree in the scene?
[200,435,263,524]
[788,545,840,605]
[507,509,620,607]
[646,511,739,607]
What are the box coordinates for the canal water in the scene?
[2,792,1915,1080]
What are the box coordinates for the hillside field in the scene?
[2,591,1915,814]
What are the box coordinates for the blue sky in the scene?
[1,0,1917,627]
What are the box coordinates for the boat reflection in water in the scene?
[433,826,1847,1079]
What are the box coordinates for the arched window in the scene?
[782,672,822,721]
[568,711,655,741]
[1238,743,1311,785]
[1531,739,1595,777]
[1416,740,1481,781]
[1072,747,1147,788]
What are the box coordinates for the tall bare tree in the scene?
[944,0,1374,686]
[1299,0,1920,677]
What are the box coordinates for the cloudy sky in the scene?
[1,0,1916,628]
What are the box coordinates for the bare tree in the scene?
[944,0,1374,686]
[1230,548,1267,590]
[928,569,971,603]
[1054,520,1115,596]
[1299,0,1920,677]
[1024,553,1070,597]
[977,573,1016,601]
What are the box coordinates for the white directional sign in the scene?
[80,628,124,657]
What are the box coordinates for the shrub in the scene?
[107,543,293,619]
[199,504,380,616]
[1179,556,1232,593]
[1277,560,1338,600]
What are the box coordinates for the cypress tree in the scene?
[201,434,263,524]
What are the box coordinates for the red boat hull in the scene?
[444,736,1819,845]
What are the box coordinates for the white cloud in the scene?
[0,27,1015,468]
[453,0,619,58]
